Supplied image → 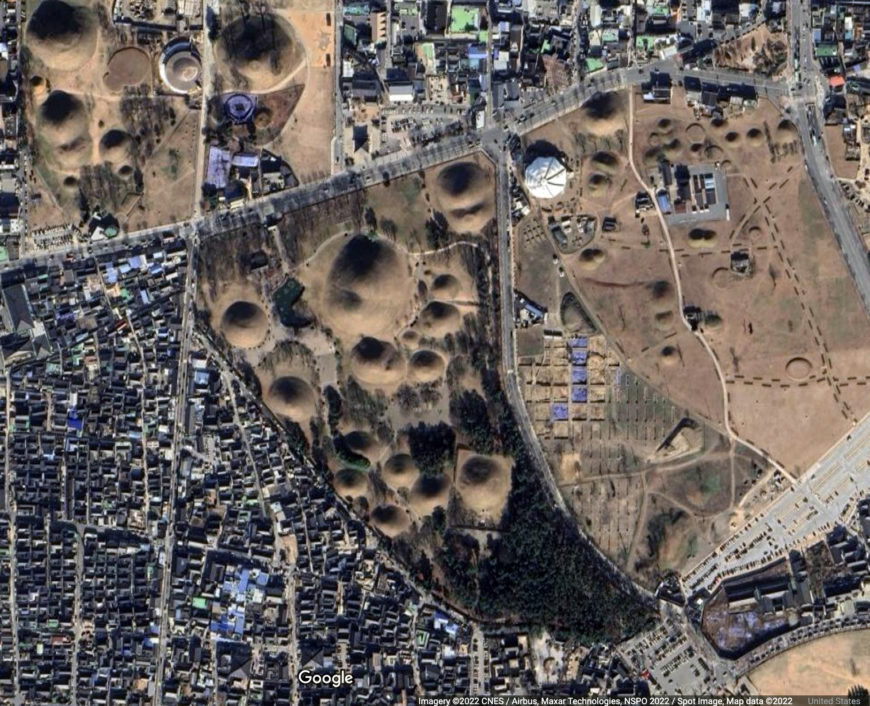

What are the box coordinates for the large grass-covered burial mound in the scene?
[579,91,627,136]
[432,161,495,233]
[301,234,414,341]
[37,90,92,169]
[350,336,407,387]
[220,299,269,348]
[264,375,316,422]
[26,0,98,71]
[216,12,305,92]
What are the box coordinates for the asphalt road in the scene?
[488,144,563,513]
[800,109,870,308]
[11,34,870,606]
[191,61,789,243]
[786,0,870,318]
[794,103,870,318]
[486,142,657,603]
[678,0,870,600]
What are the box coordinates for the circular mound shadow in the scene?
[220,300,268,348]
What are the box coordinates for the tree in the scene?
[405,422,455,476]
[431,506,446,535]
[848,686,869,706]
[364,206,377,231]
[424,213,449,249]
[395,384,421,413]
[438,531,479,606]
[449,390,495,454]
[381,218,398,239]
[323,385,342,435]
[413,552,433,588]
[332,434,370,470]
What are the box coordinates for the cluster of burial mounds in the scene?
[432,162,495,233]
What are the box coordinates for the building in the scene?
[524,156,568,199]
[1,283,31,333]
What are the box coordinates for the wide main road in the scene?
[193,61,787,241]
[785,0,870,320]
[795,105,870,313]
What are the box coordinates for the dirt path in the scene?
[624,467,649,571]
[626,87,796,484]
[418,240,482,256]
[751,175,854,421]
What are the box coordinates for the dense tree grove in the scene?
[323,385,342,435]
[438,531,480,608]
[847,686,869,706]
[332,434,370,470]
[449,390,496,455]
[475,447,655,642]
[443,356,656,642]
[343,378,385,427]
[405,422,456,476]
[282,419,309,457]
[424,213,450,249]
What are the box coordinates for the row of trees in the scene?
[431,248,655,641]
[437,363,655,641]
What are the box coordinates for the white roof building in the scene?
[524,156,568,199]
[388,84,415,103]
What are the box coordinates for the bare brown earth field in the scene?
[513,87,870,585]
[748,630,870,694]
[265,0,335,182]
[518,320,765,585]
[23,0,198,231]
[103,47,149,91]
[627,91,870,471]
[824,124,859,180]
[128,101,198,229]
[514,228,560,315]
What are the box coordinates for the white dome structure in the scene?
[159,39,202,94]
[524,156,568,199]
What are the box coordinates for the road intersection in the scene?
[11,17,870,633]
